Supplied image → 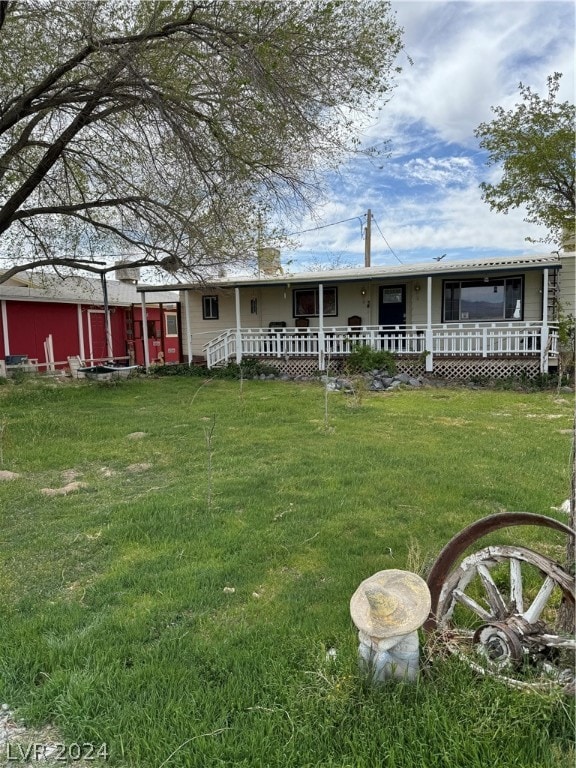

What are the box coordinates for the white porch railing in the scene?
[204,323,558,372]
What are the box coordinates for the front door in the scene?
[379,285,406,326]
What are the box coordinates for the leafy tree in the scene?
[0,0,403,284]
[475,73,575,247]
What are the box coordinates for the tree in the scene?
[475,73,575,247]
[0,0,403,284]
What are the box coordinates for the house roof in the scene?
[0,273,179,306]
[136,252,563,293]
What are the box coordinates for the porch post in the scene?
[318,283,325,370]
[235,287,242,365]
[425,276,433,372]
[76,304,85,360]
[1,299,10,356]
[140,291,150,371]
[541,268,549,373]
[183,290,193,365]
[100,272,114,359]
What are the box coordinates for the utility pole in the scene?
[364,209,372,268]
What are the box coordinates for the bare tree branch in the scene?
[0,1,404,284]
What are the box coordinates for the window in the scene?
[293,287,337,317]
[147,320,159,338]
[165,312,178,337]
[443,278,523,321]
[202,295,219,320]
[381,287,404,304]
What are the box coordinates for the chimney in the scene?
[114,261,140,284]
[257,247,282,275]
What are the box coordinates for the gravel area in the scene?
[0,705,104,766]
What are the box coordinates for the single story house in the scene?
[0,266,181,375]
[137,250,575,379]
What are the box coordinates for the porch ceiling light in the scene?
[361,287,367,296]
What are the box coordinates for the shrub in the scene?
[345,344,396,375]
[150,358,278,379]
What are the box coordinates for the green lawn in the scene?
[0,376,574,767]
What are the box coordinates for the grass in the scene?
[0,375,574,767]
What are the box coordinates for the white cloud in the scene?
[388,1,575,143]
[283,1,573,269]
[393,155,477,186]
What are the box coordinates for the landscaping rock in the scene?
[126,462,152,473]
[40,481,88,496]
[238,368,429,391]
[370,379,386,391]
[0,470,20,481]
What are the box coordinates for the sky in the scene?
[283,0,575,272]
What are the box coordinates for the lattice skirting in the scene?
[266,357,323,377]
[220,353,546,380]
[252,355,543,380]
[429,357,542,380]
[268,358,422,377]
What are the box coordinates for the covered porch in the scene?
[204,320,558,374]
[136,252,565,378]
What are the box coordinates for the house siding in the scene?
[177,254,572,364]
[558,252,575,317]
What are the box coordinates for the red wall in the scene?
[79,306,129,364]
[131,306,180,365]
[1,301,181,368]
[3,302,80,366]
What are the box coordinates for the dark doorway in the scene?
[379,285,406,326]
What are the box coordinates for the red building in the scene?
[0,269,181,372]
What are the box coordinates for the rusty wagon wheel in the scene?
[425,512,575,691]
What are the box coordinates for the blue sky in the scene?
[283,0,575,271]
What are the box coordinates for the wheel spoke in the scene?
[433,544,575,691]
[522,576,556,624]
[477,563,507,618]
[509,557,523,613]
[453,588,493,621]
[538,634,576,649]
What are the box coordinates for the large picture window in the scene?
[443,278,523,321]
[293,287,337,317]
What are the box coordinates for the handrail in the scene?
[203,323,558,369]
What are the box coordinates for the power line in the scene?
[287,215,364,238]
[372,216,403,264]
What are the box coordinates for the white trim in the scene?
[151,253,561,293]
[541,268,549,373]
[76,304,85,360]
[1,300,10,356]
[140,293,149,370]
[184,292,192,364]
[425,276,433,372]
[164,311,179,337]
[318,283,324,369]
[235,287,242,364]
